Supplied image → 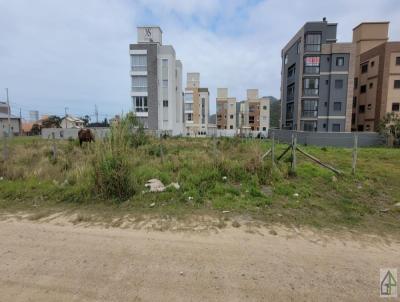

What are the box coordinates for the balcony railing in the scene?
[134,107,148,112]
[304,66,320,74]
[304,44,321,52]
[303,88,319,96]
[132,86,148,92]
[131,65,147,72]
[301,110,318,118]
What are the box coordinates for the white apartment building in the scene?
[129,26,184,135]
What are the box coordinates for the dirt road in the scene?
[0,219,399,301]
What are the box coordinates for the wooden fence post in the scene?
[291,133,297,174]
[2,132,9,160]
[271,131,275,166]
[51,132,57,161]
[352,134,358,175]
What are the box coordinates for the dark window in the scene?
[360,85,367,93]
[325,80,329,85]
[332,124,341,132]
[323,123,326,128]
[367,104,372,110]
[286,103,294,120]
[133,96,148,112]
[163,100,168,107]
[303,121,317,132]
[352,113,356,124]
[392,103,400,111]
[302,99,318,117]
[353,96,357,108]
[230,125,233,129]
[288,64,296,78]
[369,82,373,89]
[303,78,319,96]
[287,84,295,101]
[230,115,234,119]
[304,56,320,74]
[371,61,375,67]
[333,102,342,111]
[263,127,267,131]
[305,33,321,52]
[335,79,344,89]
[357,125,364,131]
[394,80,400,89]
[354,77,358,89]
[324,102,328,107]
[336,57,344,66]
[263,105,267,110]
[359,105,365,113]
[361,63,368,73]
[396,57,400,65]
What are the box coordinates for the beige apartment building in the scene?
[216,88,236,130]
[352,22,400,131]
[183,73,209,136]
[238,89,270,133]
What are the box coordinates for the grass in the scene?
[0,131,399,235]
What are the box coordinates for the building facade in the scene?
[0,102,21,137]
[352,22,400,131]
[129,26,183,135]
[238,89,270,133]
[183,73,209,136]
[216,88,236,130]
[281,19,354,132]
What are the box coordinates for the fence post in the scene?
[352,134,358,175]
[271,131,275,166]
[291,133,297,174]
[2,132,9,160]
[160,133,164,164]
[51,132,57,161]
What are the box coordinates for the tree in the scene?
[80,115,90,126]
[30,123,41,135]
[42,115,62,128]
[379,112,400,146]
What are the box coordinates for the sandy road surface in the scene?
[0,220,399,302]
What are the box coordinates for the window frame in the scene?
[336,57,345,66]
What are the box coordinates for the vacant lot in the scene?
[0,130,399,235]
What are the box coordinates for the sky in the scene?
[1,0,399,121]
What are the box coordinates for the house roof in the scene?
[0,112,20,119]
[62,116,84,123]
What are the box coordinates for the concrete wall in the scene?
[42,128,110,140]
[269,129,385,147]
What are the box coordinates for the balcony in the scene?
[132,86,148,92]
[304,66,320,75]
[303,88,319,97]
[301,110,318,118]
[304,44,321,52]
[131,65,147,72]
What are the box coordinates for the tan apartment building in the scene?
[183,73,209,136]
[216,88,236,130]
[238,89,270,133]
[352,22,400,131]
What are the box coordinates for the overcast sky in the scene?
[1,0,399,120]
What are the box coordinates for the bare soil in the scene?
[0,217,399,301]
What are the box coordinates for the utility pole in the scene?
[6,88,11,137]
[95,104,99,123]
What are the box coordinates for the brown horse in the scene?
[78,129,95,146]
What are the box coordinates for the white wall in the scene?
[0,118,20,137]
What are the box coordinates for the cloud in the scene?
[0,0,399,118]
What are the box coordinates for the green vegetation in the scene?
[0,119,399,234]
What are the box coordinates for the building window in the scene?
[304,56,320,74]
[392,103,400,112]
[230,125,233,129]
[361,63,368,74]
[185,113,193,121]
[336,57,344,66]
[297,41,301,54]
[263,127,267,131]
[359,105,365,113]
[304,32,321,52]
[357,125,364,131]
[369,82,373,89]
[284,54,288,65]
[301,99,318,117]
[352,113,356,124]
[133,96,148,112]
[286,102,294,120]
[333,102,342,111]
[394,80,400,89]
[353,96,357,108]
[163,100,168,107]
[249,116,255,123]
[354,77,358,89]
[303,121,317,132]
[263,105,267,110]
[325,80,329,85]
[131,76,147,92]
[335,79,344,89]
[396,57,400,65]
[288,64,296,78]
[230,115,234,119]
[332,124,341,132]
[184,103,193,111]
[131,55,147,71]
[371,61,375,67]
[287,84,295,101]
[323,123,326,128]
[303,78,319,96]
[367,104,372,110]
[360,85,367,94]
